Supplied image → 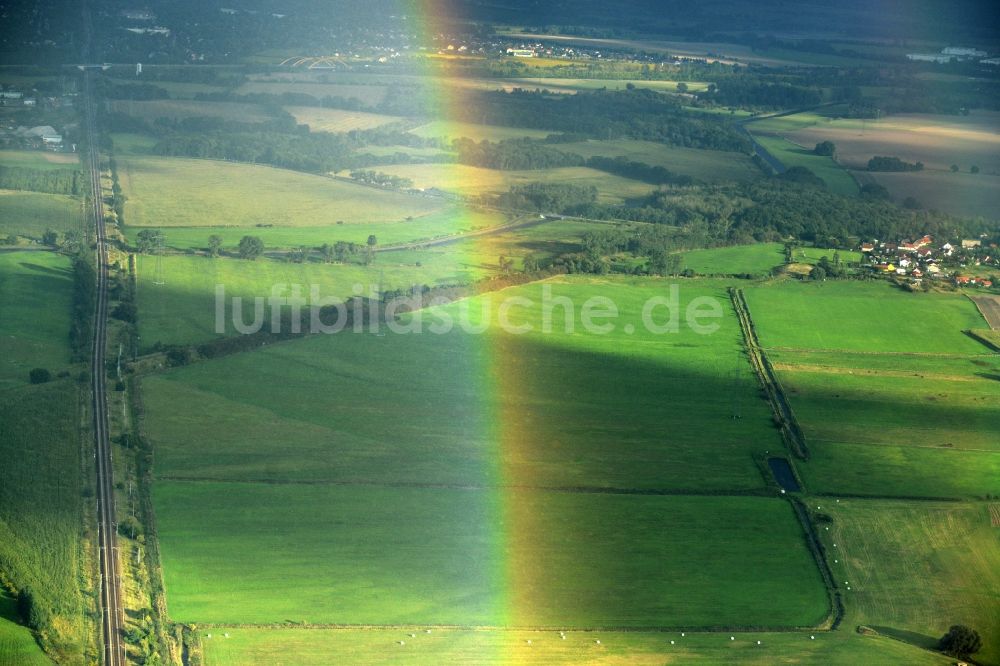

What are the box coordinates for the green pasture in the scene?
[821,500,1000,665]
[117,155,444,227]
[0,252,74,387]
[679,243,784,275]
[0,150,79,171]
[751,134,858,196]
[142,278,780,490]
[155,485,826,628]
[550,140,760,183]
[123,207,509,251]
[744,281,988,354]
[0,589,49,666]
[0,381,85,660]
[409,121,552,143]
[201,625,951,666]
[375,164,657,203]
[0,191,81,241]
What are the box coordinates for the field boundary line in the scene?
[764,345,994,359]
[787,497,843,630]
[154,475,774,497]
[730,288,810,461]
[190,621,835,633]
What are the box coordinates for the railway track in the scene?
[83,69,127,666]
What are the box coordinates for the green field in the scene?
[744,281,999,499]
[751,135,859,196]
[0,589,49,666]
[143,278,781,490]
[744,281,987,354]
[680,243,784,275]
[505,77,710,94]
[107,99,275,124]
[0,150,79,171]
[0,252,74,387]
[821,500,1000,665]
[145,278,830,632]
[409,121,552,143]
[0,191,81,241]
[284,106,405,132]
[550,140,761,183]
[201,625,952,665]
[156,486,825,627]
[117,156,444,227]
[374,164,657,203]
[135,254,456,348]
[0,381,85,661]
[123,207,510,251]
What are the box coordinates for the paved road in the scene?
[83,67,127,666]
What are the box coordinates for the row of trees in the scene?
[867,156,924,172]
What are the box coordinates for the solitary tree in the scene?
[939,625,981,658]
[238,235,264,260]
[676,82,688,93]
[136,229,164,254]
[29,368,51,384]
[42,229,58,246]
[813,141,836,157]
[950,164,960,172]
[207,234,223,258]
[365,234,377,264]
[970,165,980,174]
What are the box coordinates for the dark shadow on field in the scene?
[18,261,72,278]
[142,297,780,492]
[871,626,940,652]
[975,372,1000,382]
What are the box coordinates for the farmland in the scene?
[107,99,275,124]
[549,139,761,183]
[0,252,74,387]
[743,281,1000,499]
[117,155,445,227]
[820,500,1000,665]
[142,278,834,637]
[0,190,81,240]
[235,80,391,106]
[749,134,859,196]
[679,243,784,275]
[373,163,658,202]
[0,589,49,666]
[409,120,553,143]
[124,207,511,251]
[0,149,79,170]
[283,106,405,132]
[745,110,1000,218]
[201,626,952,666]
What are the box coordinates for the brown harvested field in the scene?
[852,170,1000,220]
[783,111,1000,173]
[991,504,1000,527]
[107,99,275,124]
[971,295,1000,330]
[282,107,404,132]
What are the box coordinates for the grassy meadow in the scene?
[201,625,953,666]
[283,106,405,132]
[0,589,49,666]
[156,486,825,627]
[550,139,761,183]
[0,150,79,171]
[0,252,74,387]
[744,281,987,354]
[821,500,1000,665]
[0,381,85,661]
[680,243,784,275]
[744,280,999,499]
[0,191,81,241]
[374,163,658,203]
[107,99,275,124]
[124,207,510,251]
[750,134,859,196]
[117,156,444,227]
